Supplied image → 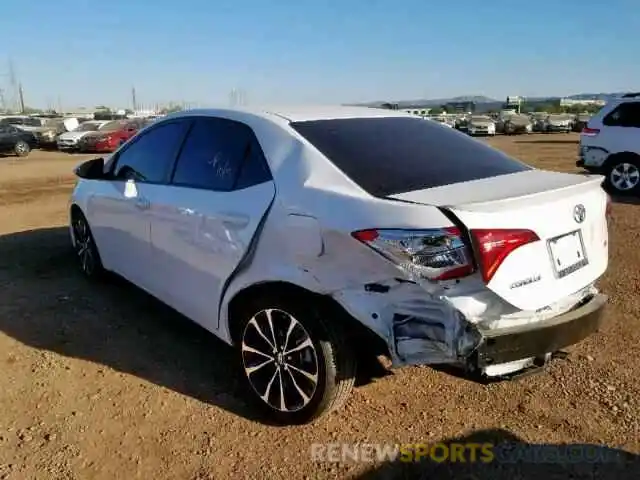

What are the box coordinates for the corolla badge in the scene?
[573,204,586,224]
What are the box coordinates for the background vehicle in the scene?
[578,94,640,194]
[56,120,109,151]
[0,124,37,157]
[544,114,573,133]
[70,107,608,425]
[429,116,454,128]
[531,112,549,132]
[466,115,496,136]
[503,113,533,135]
[77,119,147,153]
[573,113,592,132]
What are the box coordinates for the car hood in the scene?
[506,115,531,126]
[548,118,571,125]
[468,120,494,127]
[58,131,93,141]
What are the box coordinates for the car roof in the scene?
[166,105,410,123]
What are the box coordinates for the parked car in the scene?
[503,114,533,135]
[77,119,146,153]
[466,115,496,136]
[573,114,591,133]
[577,94,640,194]
[0,116,62,148]
[429,116,454,128]
[531,112,549,132]
[56,120,110,151]
[545,114,573,133]
[0,123,37,157]
[70,107,609,424]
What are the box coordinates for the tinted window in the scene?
[234,137,272,189]
[112,121,189,183]
[603,102,640,128]
[172,118,270,191]
[0,125,18,134]
[290,117,531,197]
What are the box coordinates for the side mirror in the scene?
[74,157,105,180]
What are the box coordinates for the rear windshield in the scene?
[290,117,531,197]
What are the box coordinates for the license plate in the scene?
[548,230,588,278]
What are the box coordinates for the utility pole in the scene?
[131,86,137,111]
[8,59,18,112]
[18,83,25,113]
[0,88,5,112]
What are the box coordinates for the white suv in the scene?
[578,94,640,194]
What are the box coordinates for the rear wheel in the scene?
[14,140,30,157]
[236,293,356,425]
[605,156,640,195]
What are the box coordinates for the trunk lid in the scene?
[389,170,609,311]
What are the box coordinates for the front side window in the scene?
[290,116,531,197]
[171,117,271,191]
[111,121,189,183]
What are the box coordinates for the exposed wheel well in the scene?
[227,281,390,358]
[70,204,83,218]
[604,151,640,169]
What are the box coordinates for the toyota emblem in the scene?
[573,204,586,223]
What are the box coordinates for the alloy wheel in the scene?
[72,216,96,276]
[241,308,319,413]
[15,141,28,155]
[610,163,640,191]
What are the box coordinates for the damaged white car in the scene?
[69,107,610,425]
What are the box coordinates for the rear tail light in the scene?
[352,227,474,281]
[470,229,540,283]
[581,127,600,137]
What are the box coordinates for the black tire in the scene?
[70,209,105,279]
[235,293,357,425]
[14,140,30,157]
[604,155,640,195]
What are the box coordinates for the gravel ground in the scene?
[0,134,639,480]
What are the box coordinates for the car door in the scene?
[147,117,276,332]
[86,119,190,291]
[0,125,12,151]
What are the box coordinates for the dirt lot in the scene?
[1,134,639,479]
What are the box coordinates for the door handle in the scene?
[134,197,151,210]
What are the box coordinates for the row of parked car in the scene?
[0,114,160,157]
[429,112,592,137]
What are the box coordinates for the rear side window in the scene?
[603,102,640,128]
[290,117,531,197]
[171,118,271,191]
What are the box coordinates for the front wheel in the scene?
[71,210,105,279]
[14,140,30,157]
[237,294,356,425]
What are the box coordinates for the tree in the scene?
[429,106,445,115]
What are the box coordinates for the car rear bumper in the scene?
[473,293,607,368]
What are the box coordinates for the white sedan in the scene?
[70,106,610,424]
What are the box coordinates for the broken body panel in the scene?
[221,165,609,376]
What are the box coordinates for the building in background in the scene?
[444,101,475,113]
[559,98,606,107]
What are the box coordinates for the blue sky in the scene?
[2,0,638,109]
